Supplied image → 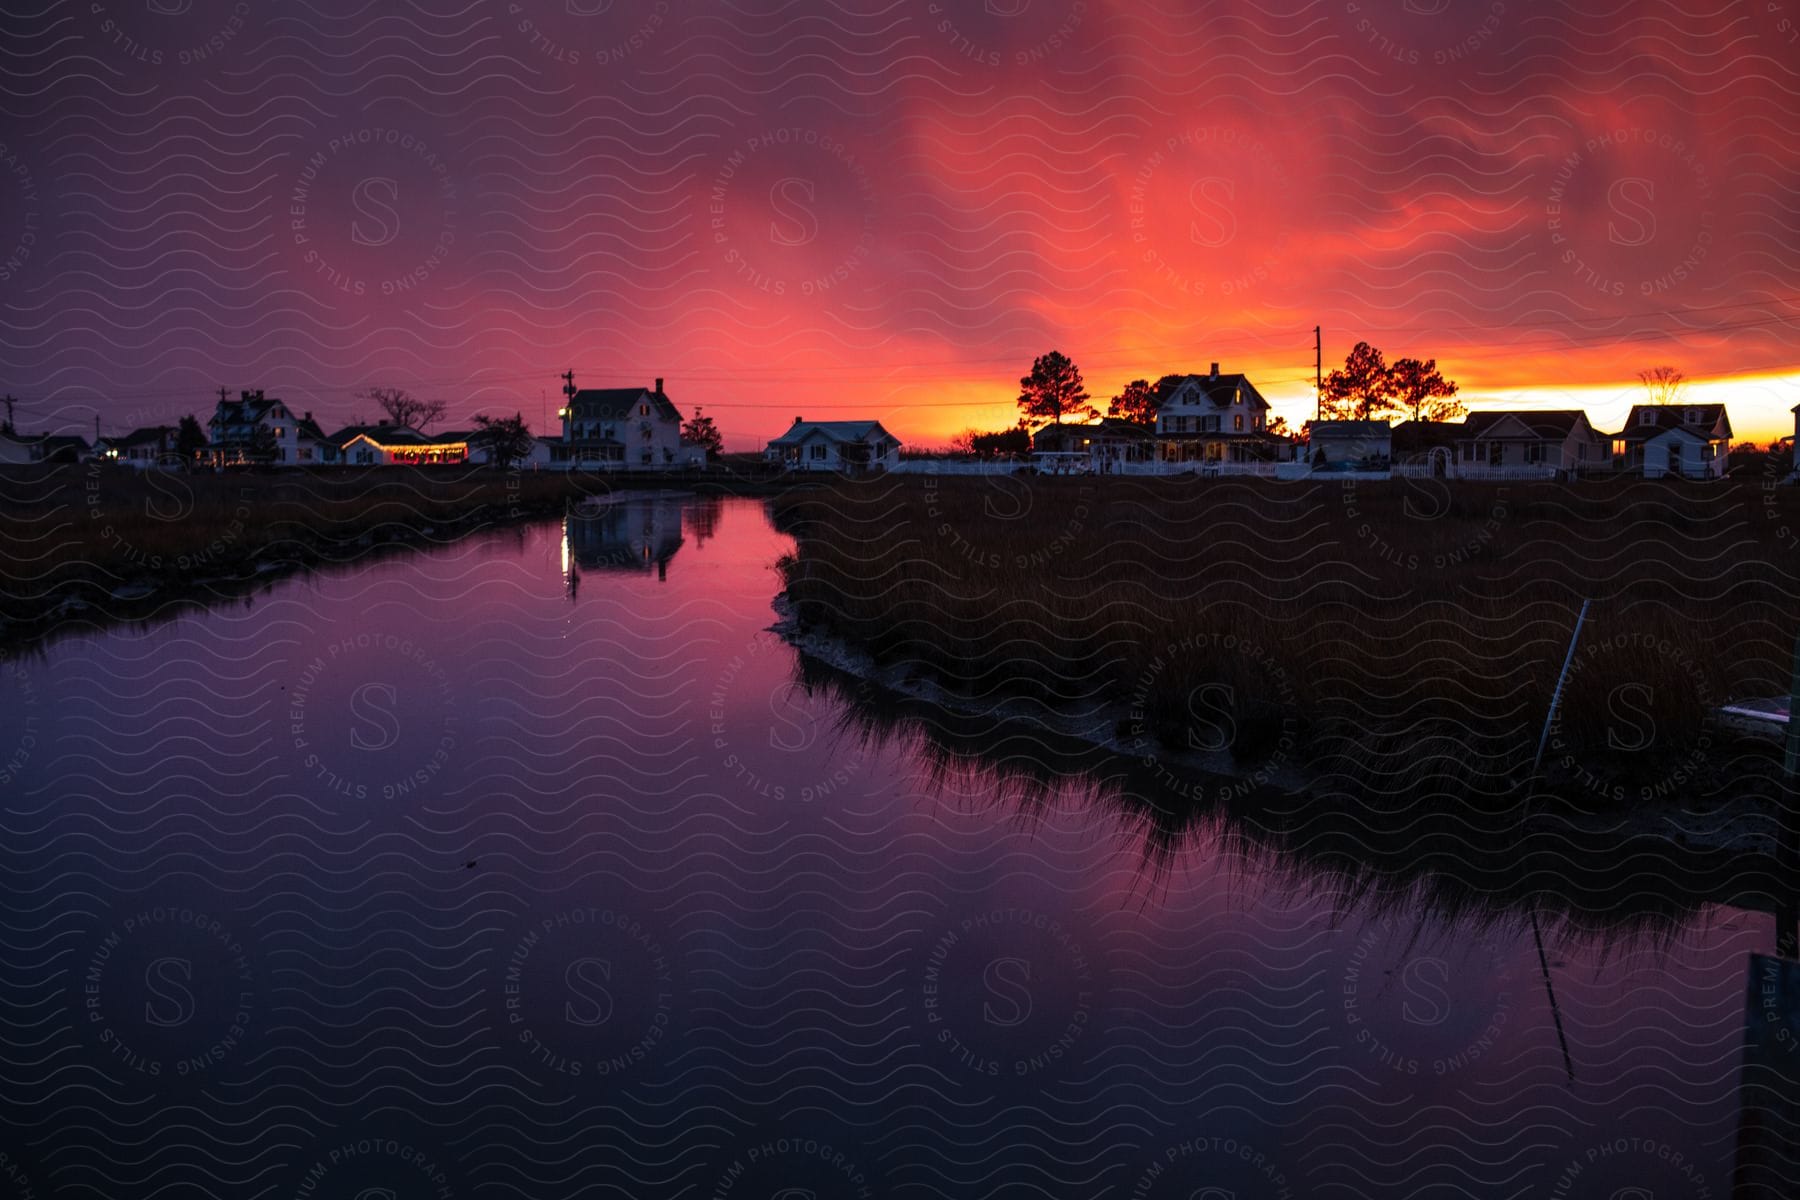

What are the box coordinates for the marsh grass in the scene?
[773,473,1800,805]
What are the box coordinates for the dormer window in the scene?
[1684,408,1699,425]
[1639,410,1656,426]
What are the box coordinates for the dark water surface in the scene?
[0,497,1770,1198]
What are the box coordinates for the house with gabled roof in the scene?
[96,425,181,467]
[1612,403,1731,479]
[1455,410,1608,476]
[1152,365,1283,465]
[1032,417,1154,471]
[1,428,90,466]
[329,422,468,466]
[557,377,686,470]
[766,418,901,473]
[208,389,320,466]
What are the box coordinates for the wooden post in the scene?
[1779,634,1800,959]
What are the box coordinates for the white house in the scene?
[1614,404,1731,479]
[96,425,182,467]
[0,429,88,466]
[1308,421,1392,471]
[208,390,325,466]
[557,378,685,470]
[1457,410,1609,475]
[766,419,901,473]
[1153,366,1281,464]
[331,424,469,466]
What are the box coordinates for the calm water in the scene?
[0,496,1772,1198]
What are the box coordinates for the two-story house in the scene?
[1612,404,1732,479]
[558,377,685,470]
[1153,365,1278,464]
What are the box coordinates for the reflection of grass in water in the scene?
[795,651,1783,947]
[773,475,1797,811]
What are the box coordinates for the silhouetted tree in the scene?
[1320,342,1398,420]
[1267,414,1293,439]
[360,386,447,431]
[1017,351,1097,428]
[1108,379,1158,425]
[971,426,1032,457]
[681,407,724,456]
[176,414,208,465]
[1638,365,1687,406]
[248,424,279,465]
[472,412,535,467]
[1389,357,1462,422]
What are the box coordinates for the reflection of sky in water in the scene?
[0,498,1773,1197]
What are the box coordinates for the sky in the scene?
[1,0,1797,449]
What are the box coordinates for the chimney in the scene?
[794,415,802,425]
[304,411,312,421]
[654,377,663,394]
[1210,363,1219,379]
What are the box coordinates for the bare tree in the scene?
[359,386,448,431]
[1637,366,1686,406]
[472,412,535,467]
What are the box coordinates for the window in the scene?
[1525,444,1544,464]
[1233,414,1244,431]
[1576,443,1587,460]
[1255,414,1264,429]
[640,449,651,464]
[1202,416,1219,433]
[809,444,828,460]
[602,425,615,439]
[1684,408,1699,425]
[1639,410,1656,426]
[640,404,648,416]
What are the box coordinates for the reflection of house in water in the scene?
[562,496,687,583]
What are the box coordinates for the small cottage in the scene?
[766,419,901,474]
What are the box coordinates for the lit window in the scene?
[1234,415,1244,431]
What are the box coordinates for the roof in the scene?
[1390,420,1463,453]
[210,395,282,427]
[327,422,463,447]
[568,386,680,424]
[767,420,896,447]
[1311,420,1392,436]
[1614,403,1731,444]
[295,415,329,443]
[109,425,178,448]
[1155,372,1271,410]
[1461,410,1594,440]
[1,430,90,453]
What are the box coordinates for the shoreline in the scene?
[766,590,1788,859]
[0,467,814,653]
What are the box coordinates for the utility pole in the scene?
[1314,325,1323,423]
